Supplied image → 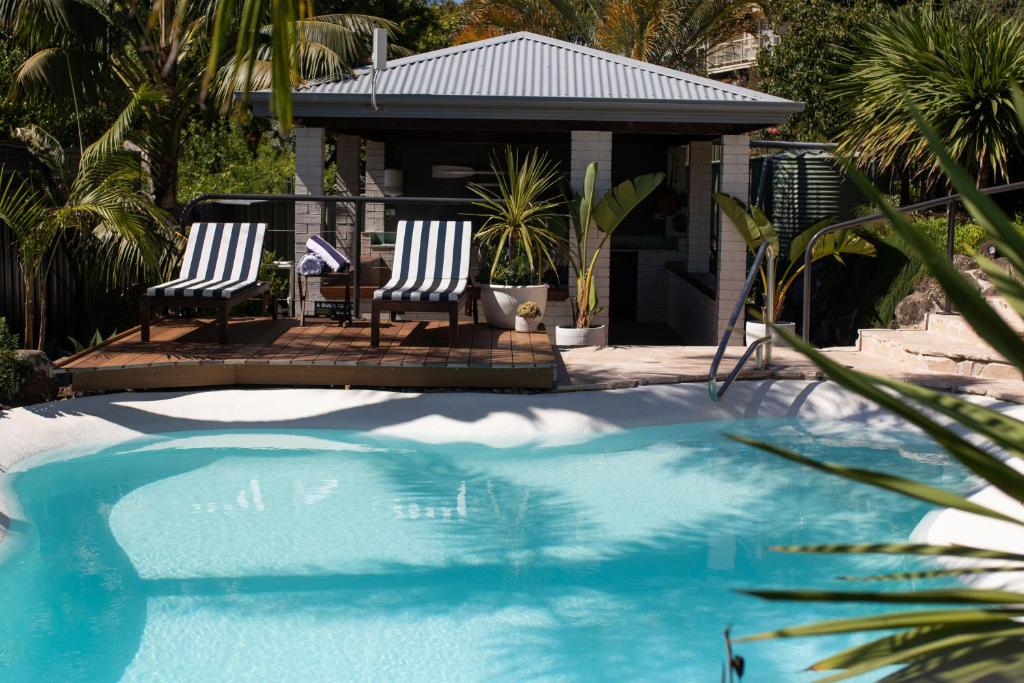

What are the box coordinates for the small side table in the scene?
[297,271,353,326]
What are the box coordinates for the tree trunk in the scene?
[21,269,35,349]
[37,280,48,351]
[151,152,180,213]
[899,171,911,206]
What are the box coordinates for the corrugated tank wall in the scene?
[752,150,863,257]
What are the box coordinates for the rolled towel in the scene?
[297,252,325,276]
[306,234,350,272]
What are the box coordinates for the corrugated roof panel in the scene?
[296,32,788,103]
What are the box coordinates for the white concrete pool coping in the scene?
[3,379,1024,590]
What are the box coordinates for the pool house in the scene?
[54,32,803,392]
[253,31,802,344]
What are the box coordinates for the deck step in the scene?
[857,328,1021,380]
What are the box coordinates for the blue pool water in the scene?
[0,419,966,682]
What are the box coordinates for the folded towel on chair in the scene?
[306,234,350,272]
[298,253,325,276]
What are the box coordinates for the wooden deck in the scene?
[54,317,557,391]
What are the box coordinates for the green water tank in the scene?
[751,150,864,257]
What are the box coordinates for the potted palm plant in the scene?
[713,193,877,346]
[469,147,565,329]
[559,162,664,346]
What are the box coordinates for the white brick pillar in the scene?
[364,139,386,232]
[687,140,713,273]
[294,126,324,316]
[570,130,612,330]
[334,134,360,259]
[716,134,751,344]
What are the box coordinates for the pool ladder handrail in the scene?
[708,241,775,401]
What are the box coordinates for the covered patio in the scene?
[250,31,803,346]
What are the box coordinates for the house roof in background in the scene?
[249,32,803,126]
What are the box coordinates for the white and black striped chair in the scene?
[371,220,474,347]
[140,222,273,343]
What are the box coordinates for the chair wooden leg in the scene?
[448,302,459,348]
[371,301,381,347]
[140,297,151,343]
[217,302,229,344]
[270,291,277,320]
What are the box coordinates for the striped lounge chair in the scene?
[140,222,274,344]
[371,220,475,348]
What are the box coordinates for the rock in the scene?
[12,350,57,405]
[952,254,977,272]
[911,277,947,310]
[895,291,935,328]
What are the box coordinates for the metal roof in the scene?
[250,32,803,125]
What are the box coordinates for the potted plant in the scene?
[713,193,877,346]
[515,301,542,332]
[558,162,665,346]
[469,147,565,329]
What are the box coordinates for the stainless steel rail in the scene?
[709,241,775,401]
[800,181,1024,342]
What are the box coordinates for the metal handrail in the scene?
[800,180,1024,342]
[709,241,775,401]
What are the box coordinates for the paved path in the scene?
[556,345,1024,403]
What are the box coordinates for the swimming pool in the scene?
[0,417,966,681]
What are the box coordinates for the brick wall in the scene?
[334,134,360,261]
[294,126,324,316]
[570,130,612,331]
[365,140,385,232]
[716,134,750,344]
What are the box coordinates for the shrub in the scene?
[0,316,19,400]
[516,301,542,318]
[177,120,295,202]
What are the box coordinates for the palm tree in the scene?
[731,95,1024,680]
[0,124,167,349]
[454,0,751,72]
[3,1,395,210]
[836,4,1024,186]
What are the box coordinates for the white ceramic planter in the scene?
[479,284,548,330]
[515,316,540,333]
[745,320,796,348]
[555,324,607,347]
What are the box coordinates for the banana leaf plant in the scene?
[568,162,664,328]
[730,92,1024,681]
[713,193,877,322]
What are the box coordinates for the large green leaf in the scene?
[768,543,1024,563]
[729,434,1024,526]
[740,608,1024,641]
[770,325,1024,506]
[742,588,1024,605]
[713,191,778,254]
[592,172,664,236]
[812,625,1024,682]
[865,376,1024,463]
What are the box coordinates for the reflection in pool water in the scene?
[0,420,966,681]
